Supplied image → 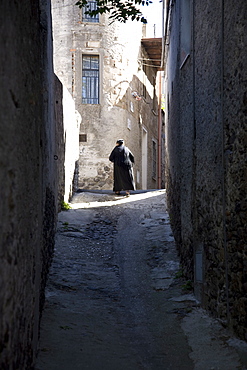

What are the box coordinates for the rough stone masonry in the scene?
[0,1,60,368]
[36,190,247,370]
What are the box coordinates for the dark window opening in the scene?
[79,134,87,142]
[82,0,99,23]
[82,55,99,104]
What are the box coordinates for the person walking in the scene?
[109,139,135,196]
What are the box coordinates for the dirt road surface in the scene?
[35,190,247,370]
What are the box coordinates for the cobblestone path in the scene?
[35,190,246,370]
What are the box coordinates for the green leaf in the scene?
[75,0,148,23]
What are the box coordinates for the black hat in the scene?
[116,139,124,145]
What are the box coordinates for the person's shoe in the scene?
[115,191,121,195]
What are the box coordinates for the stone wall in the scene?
[223,0,247,339]
[0,0,59,367]
[62,85,80,201]
[165,0,247,339]
[54,76,81,204]
[52,0,160,190]
[54,75,66,208]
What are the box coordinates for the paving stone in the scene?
[35,190,247,370]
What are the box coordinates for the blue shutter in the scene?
[82,55,99,104]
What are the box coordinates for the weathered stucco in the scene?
[0,1,66,367]
[223,0,247,339]
[52,1,161,190]
[165,0,247,339]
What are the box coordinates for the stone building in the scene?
[0,1,80,367]
[164,0,247,340]
[0,1,56,367]
[52,0,163,190]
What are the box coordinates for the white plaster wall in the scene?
[63,84,81,201]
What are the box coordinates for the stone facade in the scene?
[0,0,53,367]
[52,1,162,190]
[0,1,78,367]
[164,0,247,339]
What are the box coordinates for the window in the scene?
[79,134,87,142]
[82,55,99,104]
[82,0,99,23]
[152,140,157,179]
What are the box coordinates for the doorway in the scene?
[142,127,147,189]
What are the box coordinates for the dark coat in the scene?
[109,144,135,192]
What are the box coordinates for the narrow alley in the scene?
[35,190,247,370]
